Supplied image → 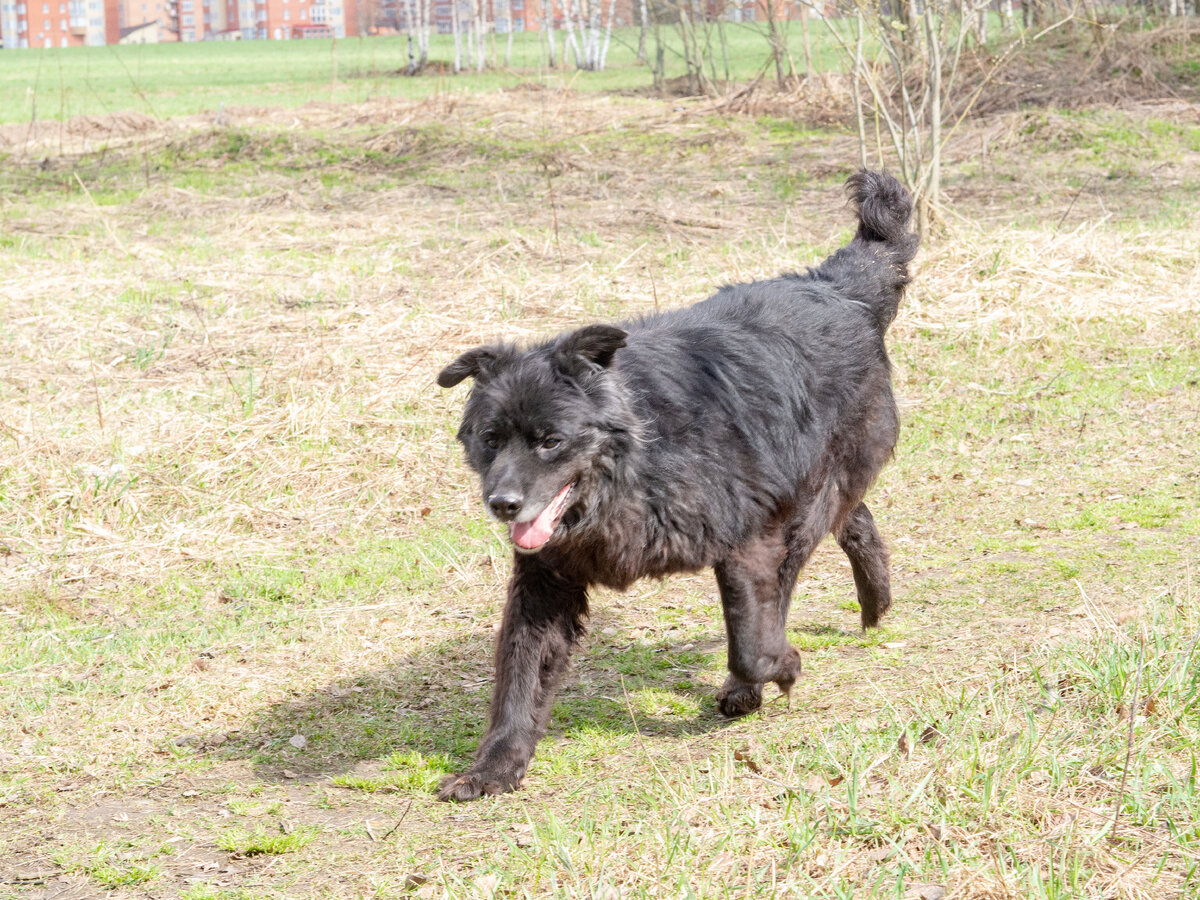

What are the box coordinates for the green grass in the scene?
[0,23,852,125]
[52,841,162,888]
[216,825,319,855]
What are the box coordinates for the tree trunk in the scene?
[404,0,418,72]
[543,0,558,67]
[452,0,463,72]
[599,0,616,70]
[419,0,429,66]
[504,0,513,65]
[852,11,868,170]
[475,0,486,72]
[564,0,583,67]
[636,0,648,62]
[799,2,812,76]
[763,0,786,89]
[921,1,942,238]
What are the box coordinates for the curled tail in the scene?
[820,170,919,332]
[846,170,917,256]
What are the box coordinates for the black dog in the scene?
[436,171,918,801]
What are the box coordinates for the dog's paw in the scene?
[716,677,763,718]
[772,648,803,697]
[436,770,520,802]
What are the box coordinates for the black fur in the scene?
[436,171,918,801]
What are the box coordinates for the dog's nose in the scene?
[488,493,523,521]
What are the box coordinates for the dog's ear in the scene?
[437,345,511,388]
[554,325,627,375]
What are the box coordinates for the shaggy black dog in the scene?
[436,171,918,801]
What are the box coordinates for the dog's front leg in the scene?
[438,555,587,801]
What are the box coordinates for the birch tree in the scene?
[472,0,487,72]
[452,0,464,72]
[502,0,514,66]
[543,0,559,68]
[402,0,430,73]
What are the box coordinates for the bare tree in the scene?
[503,0,514,65]
[675,0,714,94]
[562,0,583,66]
[402,0,430,72]
[471,0,487,71]
[637,0,649,61]
[827,0,1080,236]
[543,0,559,67]
[760,0,790,88]
[452,0,464,72]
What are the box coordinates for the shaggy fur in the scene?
[436,171,919,801]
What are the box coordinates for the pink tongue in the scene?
[510,484,571,550]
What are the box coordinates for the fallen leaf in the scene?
[288,734,307,750]
[919,723,944,746]
[733,748,762,774]
[405,874,429,888]
[897,730,911,759]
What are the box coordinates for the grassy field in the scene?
[0,23,854,125]
[2,53,1200,900]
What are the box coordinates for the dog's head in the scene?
[438,324,630,554]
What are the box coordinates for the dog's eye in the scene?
[540,436,562,451]
[481,432,500,450]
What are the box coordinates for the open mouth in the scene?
[509,482,575,552]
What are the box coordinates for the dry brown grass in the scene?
[2,89,1199,898]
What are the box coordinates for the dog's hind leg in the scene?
[438,556,587,802]
[835,502,892,629]
[714,523,807,718]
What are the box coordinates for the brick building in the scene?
[0,0,358,42]
[1,0,119,47]
[425,0,635,34]
[169,0,359,40]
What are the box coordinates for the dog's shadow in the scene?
[208,629,739,784]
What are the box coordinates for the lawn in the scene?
[0,22,851,125]
[1,40,1199,900]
